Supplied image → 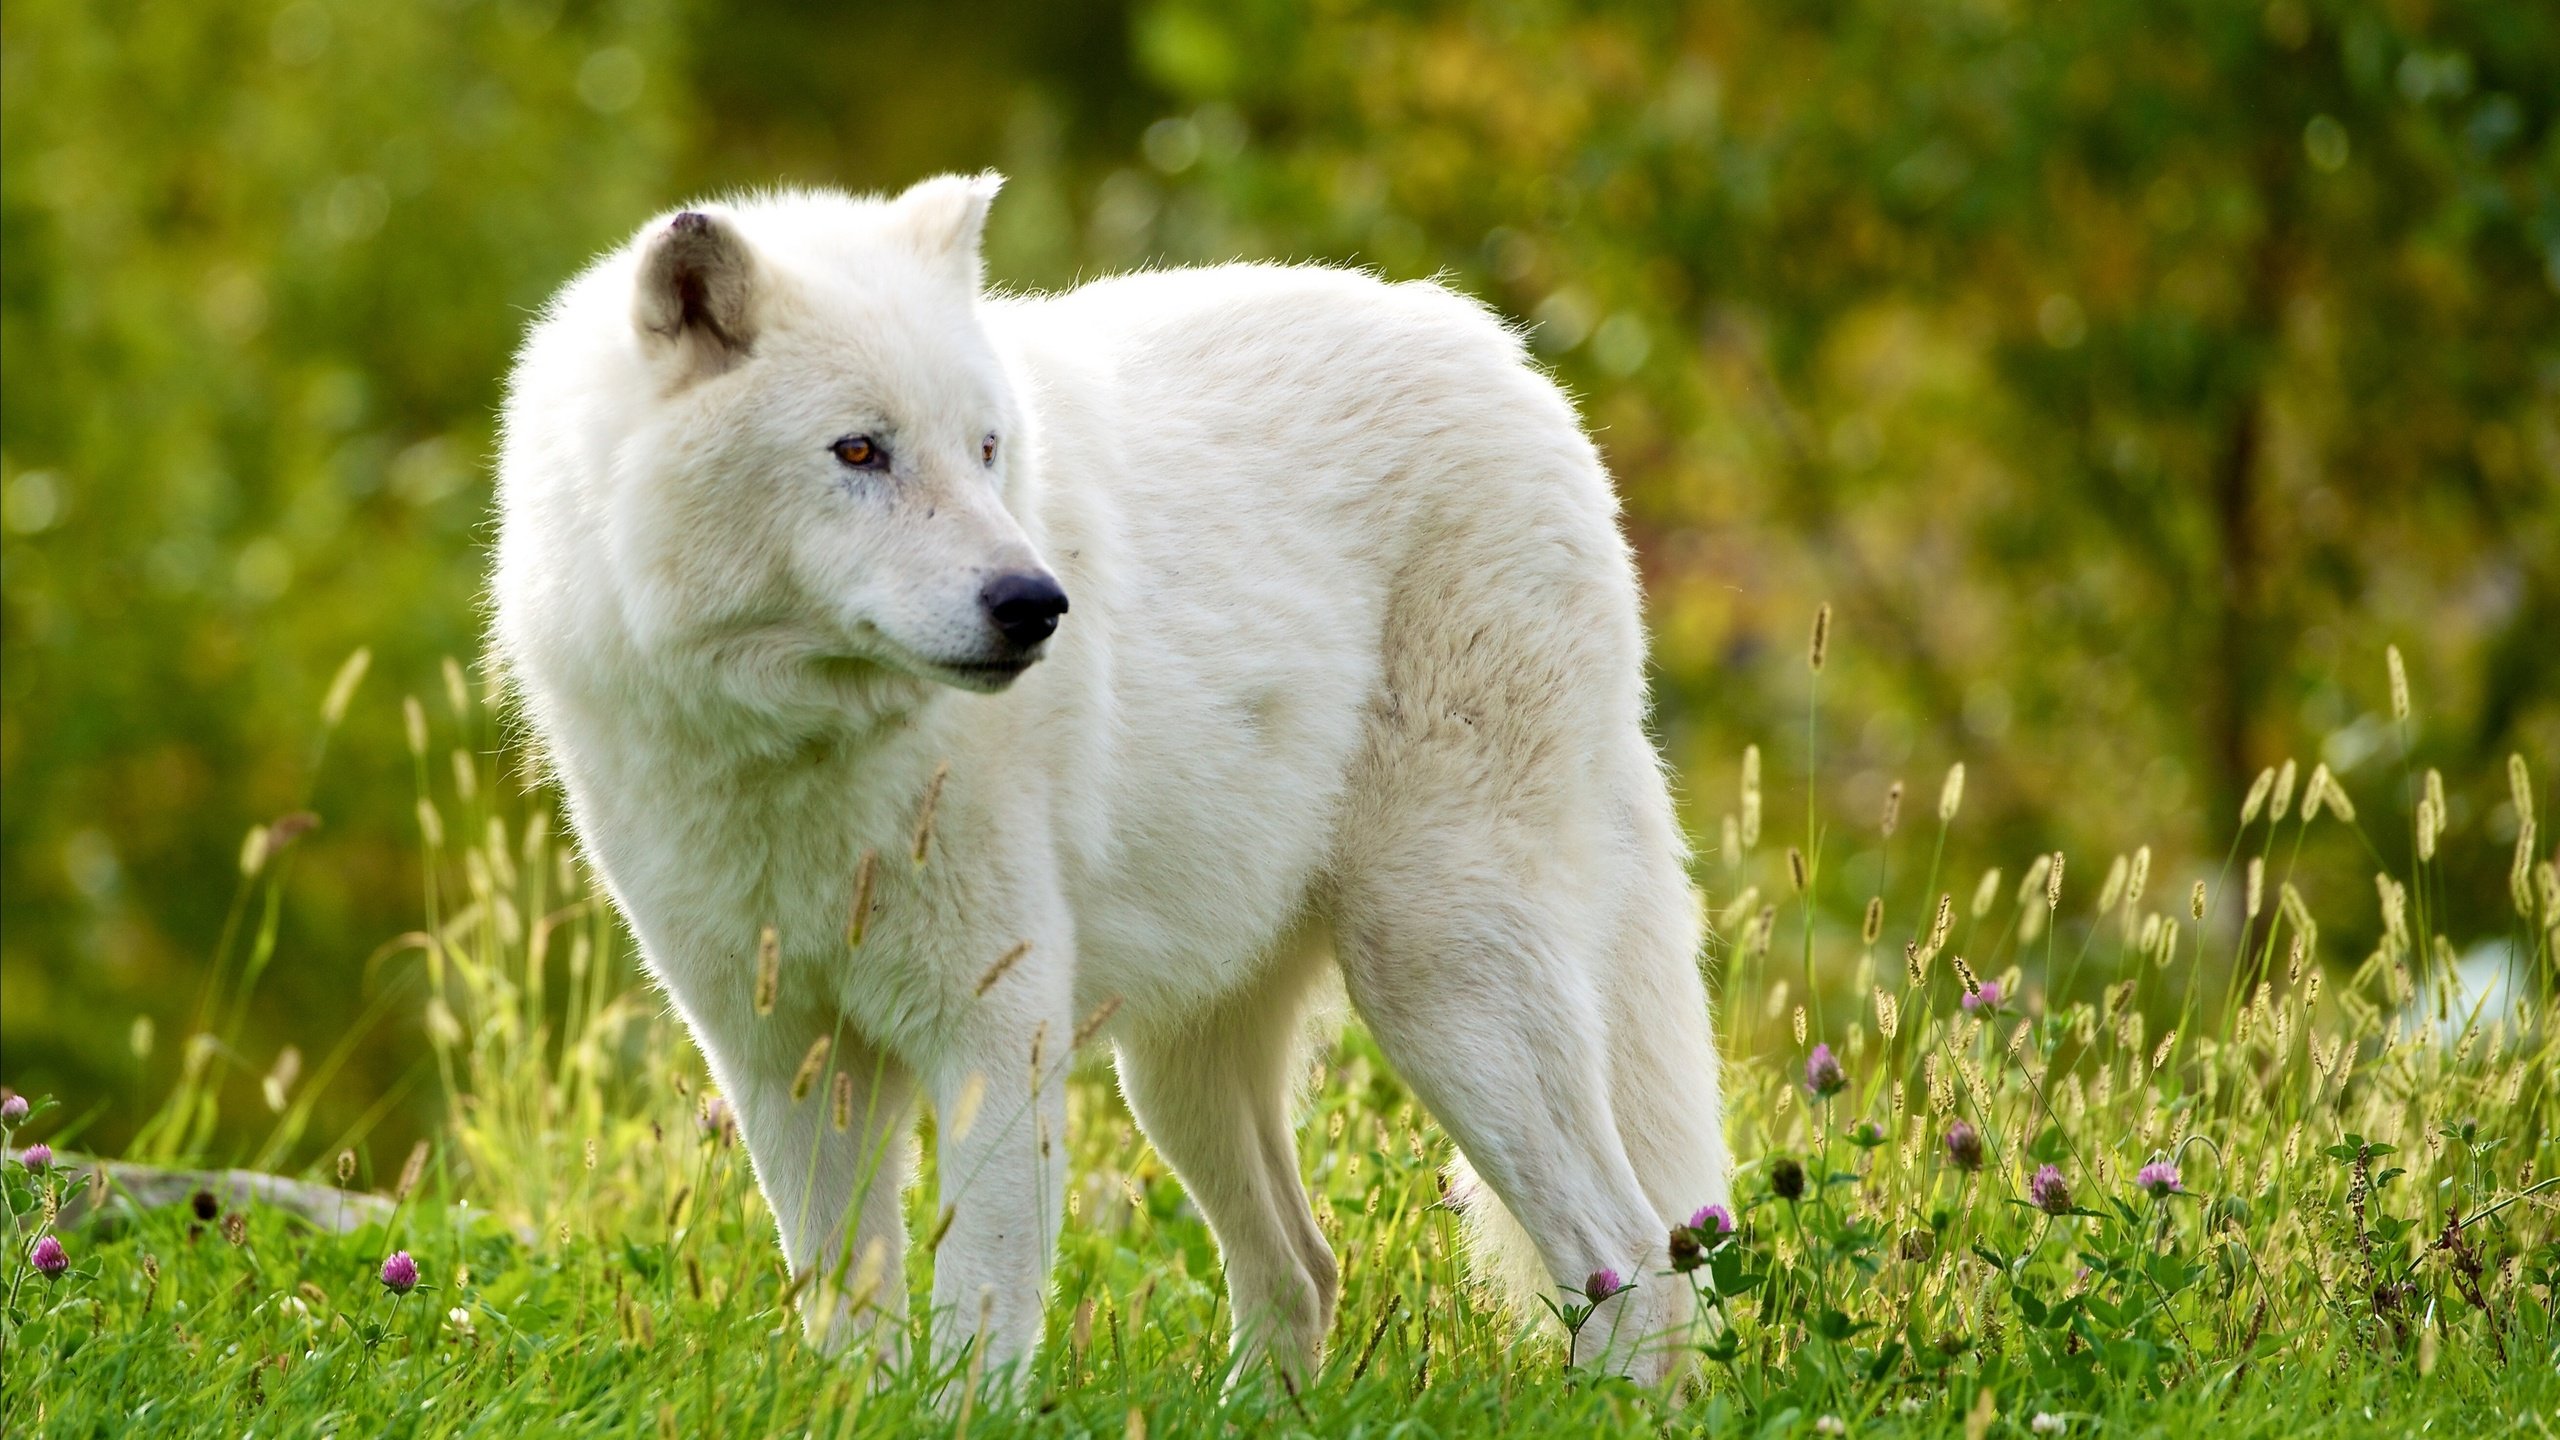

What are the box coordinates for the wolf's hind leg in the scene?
[1332,844,1694,1382]
[1113,949,1338,1383]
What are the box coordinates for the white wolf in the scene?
[491,175,1728,1386]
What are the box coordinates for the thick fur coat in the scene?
[491,175,1728,1386]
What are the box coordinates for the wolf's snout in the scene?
[981,572,1069,650]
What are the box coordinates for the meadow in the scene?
[4,629,2553,1437]
[3,3,2555,1431]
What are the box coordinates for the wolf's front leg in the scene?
[926,968,1073,1393]
[718,1022,919,1358]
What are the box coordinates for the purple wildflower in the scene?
[31,1235,67,1279]
[697,1095,736,1144]
[19,1143,51,1172]
[1944,1120,1985,1172]
[1689,1204,1735,1237]
[1804,1043,1847,1097]
[2136,1161,2182,1198]
[380,1250,419,1295]
[2029,1164,2072,1215]
[1584,1267,1627,1303]
[1,1093,27,1124]
[1961,980,2004,1013]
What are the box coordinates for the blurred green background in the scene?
[4,0,2555,1158]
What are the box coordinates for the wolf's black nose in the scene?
[981,572,1069,650]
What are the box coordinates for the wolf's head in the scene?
[506,176,1063,718]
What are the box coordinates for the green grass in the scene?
[4,646,2556,1437]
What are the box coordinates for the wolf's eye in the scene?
[981,433,999,467]
[831,434,888,470]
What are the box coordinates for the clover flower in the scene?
[1804,1043,1847,1097]
[1668,1227,1703,1271]
[1689,1204,1735,1237]
[1944,1120,1985,1172]
[2136,1161,2182,1198]
[1771,1156,1807,1202]
[697,1095,736,1144]
[2030,1164,2072,1215]
[1,1094,27,1124]
[31,1235,68,1279]
[1961,979,2003,1013]
[18,1143,51,1172]
[381,1250,419,1295]
[1584,1267,1627,1303]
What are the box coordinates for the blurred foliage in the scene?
[3,0,2555,1155]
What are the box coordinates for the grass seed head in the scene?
[1073,995,1125,1049]
[911,760,950,865]
[1938,762,1966,824]
[844,850,877,947]
[320,646,372,727]
[1809,602,1831,671]
[2387,644,2410,722]
[976,940,1032,998]
[754,925,780,1016]
[2242,766,2274,824]
[2018,854,2051,906]
[2513,819,2540,918]
[2510,753,2535,828]
[947,1072,986,1143]
[2271,758,2298,822]
[2098,855,2127,914]
[1863,895,1884,945]
[789,1036,831,1102]
[1951,954,1981,997]
[395,1139,428,1200]
[1882,780,1904,836]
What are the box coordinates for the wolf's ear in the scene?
[633,209,759,378]
[892,172,1003,290]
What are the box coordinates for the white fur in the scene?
[491,176,1729,1388]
